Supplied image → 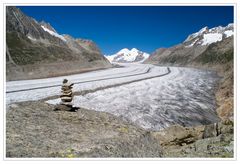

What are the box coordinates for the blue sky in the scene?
[18,6,233,55]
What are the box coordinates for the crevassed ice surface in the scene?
[6,64,166,104]
[47,66,220,131]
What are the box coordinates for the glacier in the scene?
[7,63,220,131]
[47,66,220,130]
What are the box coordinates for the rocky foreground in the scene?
[6,102,162,158]
[6,101,233,158]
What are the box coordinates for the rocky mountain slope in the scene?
[145,24,233,66]
[6,6,111,81]
[145,24,234,122]
[106,48,149,63]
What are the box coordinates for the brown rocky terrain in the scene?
[152,121,233,158]
[6,101,233,158]
[6,102,162,158]
[6,83,234,158]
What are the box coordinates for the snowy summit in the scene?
[184,23,233,47]
[106,48,150,63]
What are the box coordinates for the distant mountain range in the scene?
[6,6,111,81]
[106,48,149,63]
[145,23,233,66]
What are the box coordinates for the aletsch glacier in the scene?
[6,18,230,131]
[6,63,220,131]
[47,64,220,131]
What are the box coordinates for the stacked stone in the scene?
[60,79,74,106]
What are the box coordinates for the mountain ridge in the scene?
[184,23,233,47]
[145,23,233,66]
[6,6,111,81]
[106,48,149,63]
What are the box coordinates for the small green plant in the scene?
[118,127,129,133]
[56,148,77,158]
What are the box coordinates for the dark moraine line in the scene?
[6,67,152,93]
[41,67,171,101]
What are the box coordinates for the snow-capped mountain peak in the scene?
[199,26,208,34]
[106,48,150,63]
[131,48,138,52]
[184,23,233,47]
[117,48,131,54]
[185,26,208,42]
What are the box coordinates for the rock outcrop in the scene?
[152,120,234,158]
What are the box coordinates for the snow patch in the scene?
[184,23,233,46]
[224,30,234,37]
[185,38,199,47]
[118,48,131,54]
[41,25,66,42]
[227,23,233,28]
[201,33,222,45]
[105,55,115,62]
[185,27,208,42]
[27,35,36,41]
[199,26,208,34]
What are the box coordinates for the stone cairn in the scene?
[55,79,78,111]
[60,79,74,106]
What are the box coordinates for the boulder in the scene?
[152,124,205,146]
[217,121,234,135]
[202,123,218,138]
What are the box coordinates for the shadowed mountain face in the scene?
[6,6,111,81]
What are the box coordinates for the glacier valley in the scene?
[6,63,220,130]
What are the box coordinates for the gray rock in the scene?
[195,136,221,152]
[217,121,234,135]
[224,141,234,153]
[203,123,218,138]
